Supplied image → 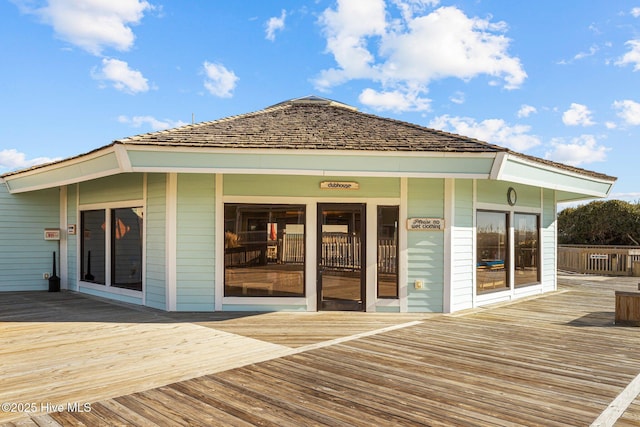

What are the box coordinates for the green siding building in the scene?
[0,97,616,313]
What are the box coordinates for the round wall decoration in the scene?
[507,187,517,206]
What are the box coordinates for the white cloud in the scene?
[13,0,153,55]
[315,2,526,112]
[631,7,640,18]
[562,103,595,126]
[450,91,465,105]
[92,58,150,94]
[545,135,609,166]
[359,88,431,112]
[517,104,537,118]
[265,9,286,41]
[616,40,640,71]
[202,62,239,98]
[429,115,541,152]
[118,115,188,131]
[0,149,60,172]
[613,99,640,125]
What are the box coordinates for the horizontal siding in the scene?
[542,189,557,292]
[176,174,215,311]
[451,179,474,311]
[407,178,444,312]
[224,175,400,198]
[79,174,144,205]
[66,184,78,291]
[0,185,60,291]
[145,174,166,310]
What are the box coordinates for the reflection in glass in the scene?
[81,210,106,284]
[514,213,539,287]
[224,204,305,297]
[112,208,143,291]
[377,206,399,298]
[476,211,509,293]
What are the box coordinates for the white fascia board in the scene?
[122,143,498,159]
[494,154,615,198]
[130,166,490,180]
[2,146,126,194]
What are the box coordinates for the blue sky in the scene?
[2,0,639,204]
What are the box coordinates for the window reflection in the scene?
[81,210,106,284]
[224,204,305,297]
[514,213,540,287]
[476,211,509,293]
[377,206,399,298]
[112,208,143,291]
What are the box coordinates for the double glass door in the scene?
[317,204,366,311]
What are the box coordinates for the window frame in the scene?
[513,212,541,288]
[476,209,511,294]
[223,203,307,298]
[78,201,145,297]
[376,205,399,299]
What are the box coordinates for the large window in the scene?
[80,207,143,292]
[514,213,540,288]
[377,206,399,298]
[476,211,509,293]
[224,204,305,297]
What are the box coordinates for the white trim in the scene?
[306,202,317,312]
[497,154,614,197]
[366,203,377,312]
[131,166,490,180]
[78,281,143,299]
[75,201,146,300]
[165,173,178,311]
[74,184,80,292]
[215,174,224,311]
[471,180,477,309]
[125,144,499,159]
[141,173,147,306]
[489,152,508,180]
[222,297,308,306]
[78,199,145,210]
[59,186,68,290]
[443,178,454,313]
[4,146,118,179]
[6,168,123,194]
[220,194,402,312]
[500,154,615,185]
[399,177,409,313]
[115,144,133,172]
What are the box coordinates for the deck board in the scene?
[3,275,640,425]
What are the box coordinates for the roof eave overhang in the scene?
[493,153,615,201]
[1,144,615,201]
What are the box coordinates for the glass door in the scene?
[317,203,366,311]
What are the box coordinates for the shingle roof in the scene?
[1,96,616,182]
[116,96,615,181]
[118,96,504,153]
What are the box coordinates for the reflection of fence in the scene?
[225,244,265,267]
[378,238,397,274]
[321,233,361,271]
[282,233,304,264]
[226,233,398,272]
[558,245,640,276]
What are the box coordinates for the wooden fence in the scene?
[558,245,640,276]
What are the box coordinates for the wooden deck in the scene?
[3,275,640,426]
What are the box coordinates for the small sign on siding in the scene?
[44,228,60,240]
[407,218,445,231]
[320,181,359,190]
